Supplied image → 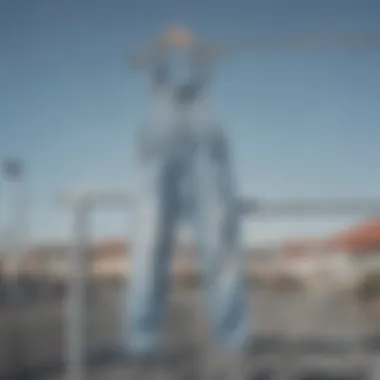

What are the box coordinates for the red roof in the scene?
[327,218,380,252]
[281,218,380,254]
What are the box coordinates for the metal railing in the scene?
[59,189,380,380]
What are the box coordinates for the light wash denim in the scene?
[125,57,249,355]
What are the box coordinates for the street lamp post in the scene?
[2,158,27,295]
[2,157,28,377]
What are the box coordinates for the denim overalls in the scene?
[126,55,249,355]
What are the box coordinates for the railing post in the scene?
[66,199,90,380]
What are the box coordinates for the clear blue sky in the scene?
[1,0,380,246]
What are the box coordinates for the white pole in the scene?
[66,200,90,380]
[61,190,130,380]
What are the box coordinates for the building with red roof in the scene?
[326,218,380,253]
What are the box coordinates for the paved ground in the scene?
[1,282,380,379]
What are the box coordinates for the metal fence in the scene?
[3,190,380,379]
[50,190,380,380]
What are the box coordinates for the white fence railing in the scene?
[58,189,380,380]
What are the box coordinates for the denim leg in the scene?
[126,158,181,355]
[191,131,249,350]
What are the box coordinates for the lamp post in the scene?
[2,158,27,288]
[2,157,28,377]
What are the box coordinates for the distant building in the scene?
[279,218,380,290]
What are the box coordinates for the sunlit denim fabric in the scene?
[126,61,249,354]
[125,122,249,354]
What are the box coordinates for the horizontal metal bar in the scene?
[59,190,380,217]
[239,198,380,217]
[59,190,130,209]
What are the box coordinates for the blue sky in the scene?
[1,0,380,246]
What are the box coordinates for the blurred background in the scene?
[1,0,380,379]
